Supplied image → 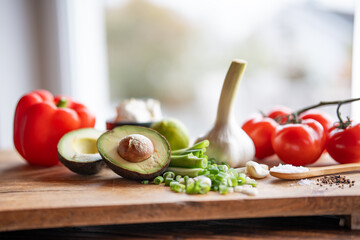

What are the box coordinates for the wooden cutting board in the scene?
[0,150,359,232]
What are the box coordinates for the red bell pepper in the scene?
[14,89,96,167]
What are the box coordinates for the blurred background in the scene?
[0,0,358,149]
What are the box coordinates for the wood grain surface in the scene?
[0,150,359,232]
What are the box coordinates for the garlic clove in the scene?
[246,161,270,179]
[259,164,269,171]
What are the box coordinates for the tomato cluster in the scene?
[242,105,360,166]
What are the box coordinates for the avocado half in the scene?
[97,125,171,180]
[57,128,106,175]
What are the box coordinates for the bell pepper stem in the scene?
[57,97,67,108]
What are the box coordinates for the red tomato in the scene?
[242,115,278,159]
[271,119,326,166]
[326,123,360,164]
[267,105,292,124]
[299,109,334,137]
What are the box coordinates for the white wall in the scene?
[0,0,40,149]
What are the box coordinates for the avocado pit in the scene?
[118,134,154,163]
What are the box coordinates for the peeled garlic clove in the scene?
[246,161,269,179]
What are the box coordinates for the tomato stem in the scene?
[294,97,360,115]
[336,100,354,129]
[283,97,360,125]
[285,113,302,124]
[56,97,67,108]
[259,110,266,117]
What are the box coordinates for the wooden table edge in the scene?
[1,195,359,232]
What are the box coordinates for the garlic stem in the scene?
[216,59,247,125]
[196,60,255,167]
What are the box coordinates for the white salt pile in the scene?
[270,164,309,173]
[297,179,315,186]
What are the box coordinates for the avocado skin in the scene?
[57,151,106,175]
[100,151,170,180]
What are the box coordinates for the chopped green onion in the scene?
[246,178,258,187]
[175,175,182,182]
[171,148,205,156]
[178,178,185,184]
[208,158,217,165]
[170,182,185,193]
[153,176,164,185]
[166,167,204,178]
[184,176,189,185]
[190,140,210,149]
[228,177,238,187]
[217,165,227,172]
[238,173,247,185]
[163,171,175,179]
[171,140,209,155]
[185,182,196,194]
[228,168,239,178]
[215,172,228,184]
[170,154,208,168]
[195,176,212,187]
[165,177,174,186]
[141,180,149,184]
[219,184,228,194]
[198,169,210,175]
[199,182,211,194]
[208,165,220,174]
[156,143,259,195]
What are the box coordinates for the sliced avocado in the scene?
[97,125,171,180]
[57,128,105,175]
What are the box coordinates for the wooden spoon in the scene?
[270,163,360,180]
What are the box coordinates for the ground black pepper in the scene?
[316,175,355,189]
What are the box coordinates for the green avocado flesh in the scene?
[57,128,105,175]
[97,125,171,180]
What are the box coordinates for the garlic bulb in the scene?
[196,60,255,167]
